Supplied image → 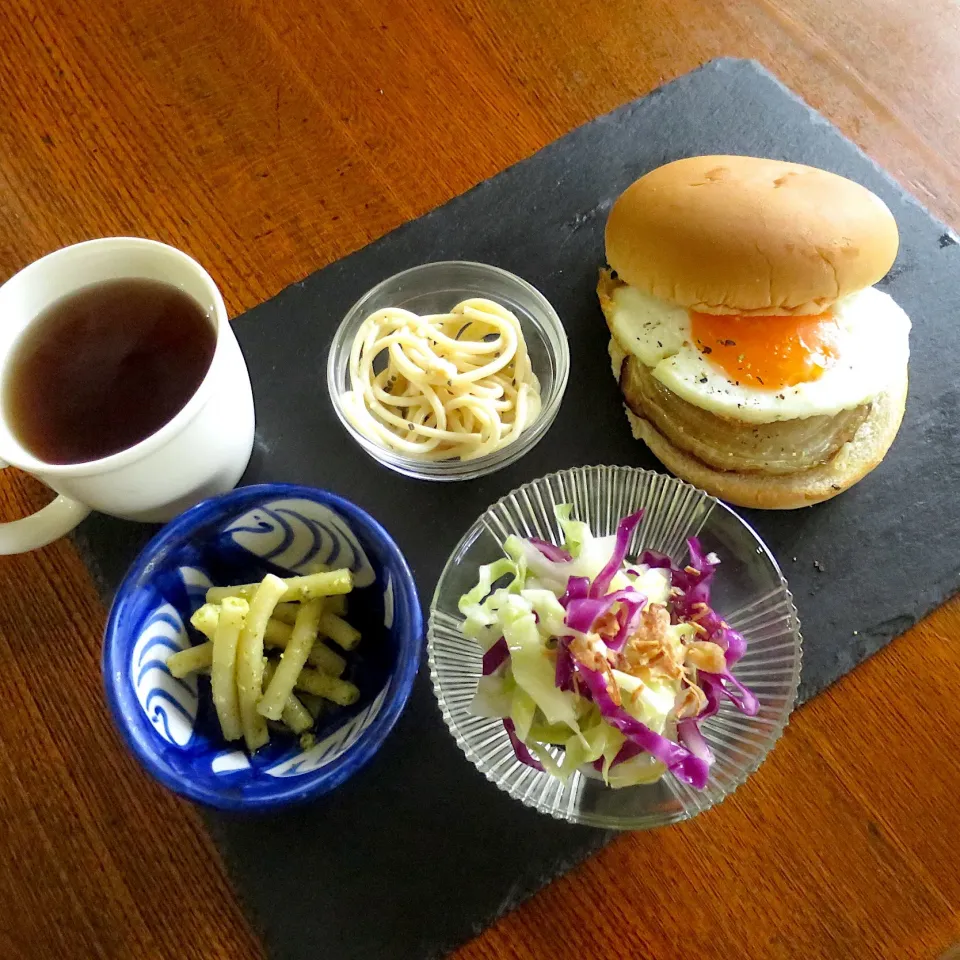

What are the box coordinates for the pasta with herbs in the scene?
[341,298,541,461]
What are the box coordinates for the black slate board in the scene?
[75,58,960,960]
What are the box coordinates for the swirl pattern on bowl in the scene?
[223,498,376,586]
[132,604,197,747]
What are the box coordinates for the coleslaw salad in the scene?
[459,506,759,789]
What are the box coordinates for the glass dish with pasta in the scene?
[327,262,569,480]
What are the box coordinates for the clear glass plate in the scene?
[427,465,802,829]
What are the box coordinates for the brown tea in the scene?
[4,278,216,464]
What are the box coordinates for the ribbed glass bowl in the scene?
[427,465,802,830]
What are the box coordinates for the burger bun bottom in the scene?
[617,350,908,509]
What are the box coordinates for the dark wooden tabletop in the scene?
[2,1,959,958]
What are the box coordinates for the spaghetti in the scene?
[342,298,541,461]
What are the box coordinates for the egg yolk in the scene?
[689,311,841,390]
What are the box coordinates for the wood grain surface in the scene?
[1,1,958,957]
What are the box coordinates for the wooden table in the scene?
[1,1,958,957]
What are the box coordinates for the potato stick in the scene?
[307,642,347,677]
[167,642,213,678]
[319,612,361,651]
[190,603,221,639]
[268,628,348,674]
[206,569,353,604]
[265,619,294,645]
[258,599,324,720]
[267,623,348,675]
[271,602,299,626]
[211,597,248,742]
[286,569,353,600]
[294,666,360,706]
[195,604,292,645]
[275,597,345,621]
[199,603,279,641]
[236,574,287,751]
[262,659,277,685]
[206,583,255,603]
[262,661,313,732]
[281,694,314,734]
[192,604,346,677]
[296,692,328,719]
[260,611,347,674]
[193,603,292,645]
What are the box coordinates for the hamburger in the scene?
[598,155,910,509]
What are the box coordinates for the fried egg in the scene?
[607,283,911,423]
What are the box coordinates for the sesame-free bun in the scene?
[605,155,899,316]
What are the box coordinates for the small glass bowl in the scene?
[326,261,569,481]
[427,465,802,830]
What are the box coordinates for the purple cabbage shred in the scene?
[481,637,509,676]
[503,718,545,772]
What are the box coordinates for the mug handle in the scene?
[0,458,91,555]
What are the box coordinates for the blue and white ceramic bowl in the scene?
[103,483,422,810]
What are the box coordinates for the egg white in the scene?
[608,284,911,423]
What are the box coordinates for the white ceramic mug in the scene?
[0,238,256,554]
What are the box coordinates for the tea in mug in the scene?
[4,277,216,464]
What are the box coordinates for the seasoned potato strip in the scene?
[271,602,299,626]
[275,594,345,620]
[262,661,314,732]
[326,595,347,616]
[273,569,353,601]
[196,606,286,644]
[265,619,294,646]
[296,692,328,719]
[236,574,287,751]
[191,602,346,676]
[294,666,360,706]
[319,612,361,651]
[211,597,248,742]
[258,598,324,720]
[189,603,221,639]
[195,604,291,645]
[206,583,255,603]
[167,642,213,678]
[307,642,347,677]
[188,566,362,752]
[206,569,353,604]
[281,694,314,734]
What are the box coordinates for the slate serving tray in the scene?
[75,58,960,960]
